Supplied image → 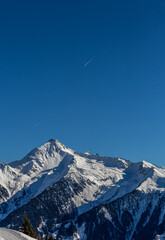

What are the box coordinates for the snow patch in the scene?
[0,228,35,240]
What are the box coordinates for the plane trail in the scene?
[84,57,95,67]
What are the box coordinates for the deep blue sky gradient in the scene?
[0,0,165,165]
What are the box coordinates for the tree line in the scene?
[20,215,53,240]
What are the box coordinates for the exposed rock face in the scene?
[0,185,9,204]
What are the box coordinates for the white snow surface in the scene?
[0,228,35,240]
[0,139,164,221]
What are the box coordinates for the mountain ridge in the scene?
[0,139,164,239]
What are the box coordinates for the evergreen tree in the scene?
[44,234,54,240]
[44,234,48,240]
[37,233,42,240]
[48,234,53,240]
[20,215,36,238]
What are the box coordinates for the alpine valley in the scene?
[0,139,164,240]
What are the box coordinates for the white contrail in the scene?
[84,57,95,67]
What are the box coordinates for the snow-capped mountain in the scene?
[0,139,164,239]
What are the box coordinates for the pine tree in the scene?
[20,215,36,238]
[44,234,54,240]
[44,234,48,240]
[48,234,53,240]
[37,233,42,240]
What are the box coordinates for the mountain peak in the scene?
[46,138,68,150]
[47,138,59,143]
[8,139,71,176]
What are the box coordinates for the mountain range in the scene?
[0,139,164,239]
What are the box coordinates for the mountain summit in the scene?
[0,139,164,239]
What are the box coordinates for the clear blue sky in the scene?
[0,0,164,165]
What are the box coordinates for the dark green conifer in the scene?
[37,233,42,240]
[44,234,48,240]
[48,234,53,240]
[44,234,54,240]
[20,215,36,238]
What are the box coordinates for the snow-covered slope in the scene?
[0,139,164,239]
[0,140,75,219]
[1,139,73,200]
[0,228,35,240]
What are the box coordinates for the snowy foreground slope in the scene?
[0,228,34,240]
[0,139,164,239]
